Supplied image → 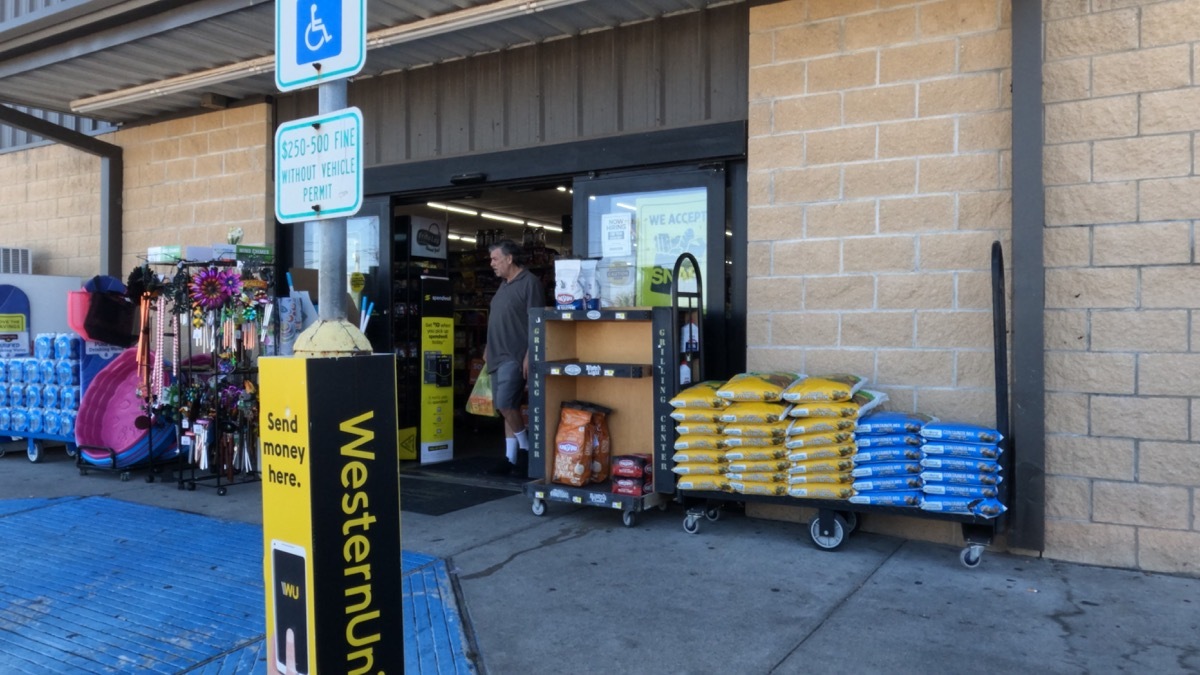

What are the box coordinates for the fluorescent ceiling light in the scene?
[481,212,524,225]
[447,234,477,243]
[427,202,477,216]
[527,222,563,233]
[616,202,637,211]
[71,0,591,114]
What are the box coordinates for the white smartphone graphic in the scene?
[271,539,310,675]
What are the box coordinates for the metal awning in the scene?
[0,0,737,125]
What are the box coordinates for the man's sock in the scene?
[506,437,518,463]
[514,429,529,450]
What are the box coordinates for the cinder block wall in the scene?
[1041,0,1199,574]
[118,104,274,273]
[0,103,273,277]
[0,144,102,276]
[746,1,1013,545]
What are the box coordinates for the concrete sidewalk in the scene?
[4,448,1199,674]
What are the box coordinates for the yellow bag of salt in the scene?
[727,459,790,473]
[789,457,856,474]
[675,421,724,436]
[670,380,729,409]
[671,462,726,475]
[671,448,726,464]
[723,435,786,449]
[726,471,788,483]
[722,420,790,438]
[786,445,856,462]
[676,475,731,491]
[670,409,721,423]
[781,374,865,403]
[788,485,854,500]
[718,401,790,424]
[784,431,854,449]
[786,470,853,484]
[673,434,724,450]
[715,371,801,402]
[723,445,787,461]
[787,390,887,419]
[732,480,789,496]
[786,417,856,435]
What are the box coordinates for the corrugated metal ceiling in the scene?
[0,0,737,125]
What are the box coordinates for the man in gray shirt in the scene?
[484,239,544,476]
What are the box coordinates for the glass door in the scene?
[571,165,733,377]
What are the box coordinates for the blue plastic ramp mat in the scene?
[404,558,476,674]
[0,497,474,673]
[0,497,65,516]
[0,496,264,674]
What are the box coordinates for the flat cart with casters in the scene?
[0,430,78,463]
[676,243,1012,568]
[522,306,676,527]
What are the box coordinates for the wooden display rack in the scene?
[523,307,675,527]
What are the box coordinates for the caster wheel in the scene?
[65,445,77,458]
[839,511,858,534]
[960,545,984,569]
[217,487,228,496]
[531,499,546,517]
[27,441,42,463]
[683,515,700,534]
[187,481,196,491]
[704,506,721,522]
[657,501,669,512]
[120,472,130,482]
[809,514,848,551]
[622,511,637,528]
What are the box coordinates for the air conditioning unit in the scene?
[0,247,32,274]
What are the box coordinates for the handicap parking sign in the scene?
[276,0,365,92]
[297,0,342,65]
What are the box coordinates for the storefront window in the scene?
[583,186,707,306]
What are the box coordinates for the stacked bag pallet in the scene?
[669,381,732,492]
[669,372,1008,519]
[0,333,82,439]
[779,375,882,500]
[716,372,801,497]
[918,422,1007,517]
[849,412,934,508]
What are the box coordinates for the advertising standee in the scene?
[261,355,402,674]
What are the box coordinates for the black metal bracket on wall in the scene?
[1009,0,1047,553]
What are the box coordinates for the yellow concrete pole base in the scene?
[292,319,373,357]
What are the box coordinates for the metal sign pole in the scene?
[314,80,348,322]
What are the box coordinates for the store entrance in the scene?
[384,182,573,479]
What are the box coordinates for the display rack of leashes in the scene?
[672,244,1012,568]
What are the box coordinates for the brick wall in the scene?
[0,103,273,277]
[0,144,102,276]
[746,0,1013,543]
[1042,0,1199,574]
[119,104,274,273]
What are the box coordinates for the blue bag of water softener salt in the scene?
[853,476,924,492]
[855,411,936,435]
[919,421,1003,444]
[922,483,999,499]
[920,496,1006,518]
[854,433,922,448]
[852,447,923,463]
[849,490,923,507]
[921,442,1001,459]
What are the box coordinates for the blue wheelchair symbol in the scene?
[296,0,342,65]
